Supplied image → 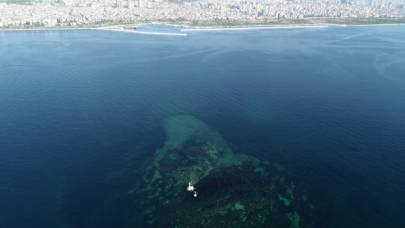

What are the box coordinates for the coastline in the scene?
[1,21,404,33]
[343,23,405,27]
[95,27,187,36]
[0,27,95,31]
[181,25,329,32]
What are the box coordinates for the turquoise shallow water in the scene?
[1,25,405,227]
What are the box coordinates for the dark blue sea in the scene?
[1,25,405,228]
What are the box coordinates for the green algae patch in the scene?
[148,188,161,199]
[169,154,177,160]
[151,170,162,182]
[232,202,247,222]
[287,182,295,199]
[145,206,155,214]
[127,181,140,195]
[255,167,265,173]
[233,202,245,211]
[278,181,296,206]
[287,212,300,228]
[278,194,291,206]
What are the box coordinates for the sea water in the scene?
[0,25,405,227]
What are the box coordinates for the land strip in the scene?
[1,0,405,30]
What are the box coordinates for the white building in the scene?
[138,0,145,8]
[116,0,122,8]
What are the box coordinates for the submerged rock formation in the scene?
[98,115,322,228]
[148,115,258,188]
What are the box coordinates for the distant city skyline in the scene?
[1,0,404,28]
[2,0,405,4]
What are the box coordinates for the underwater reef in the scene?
[95,115,323,228]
